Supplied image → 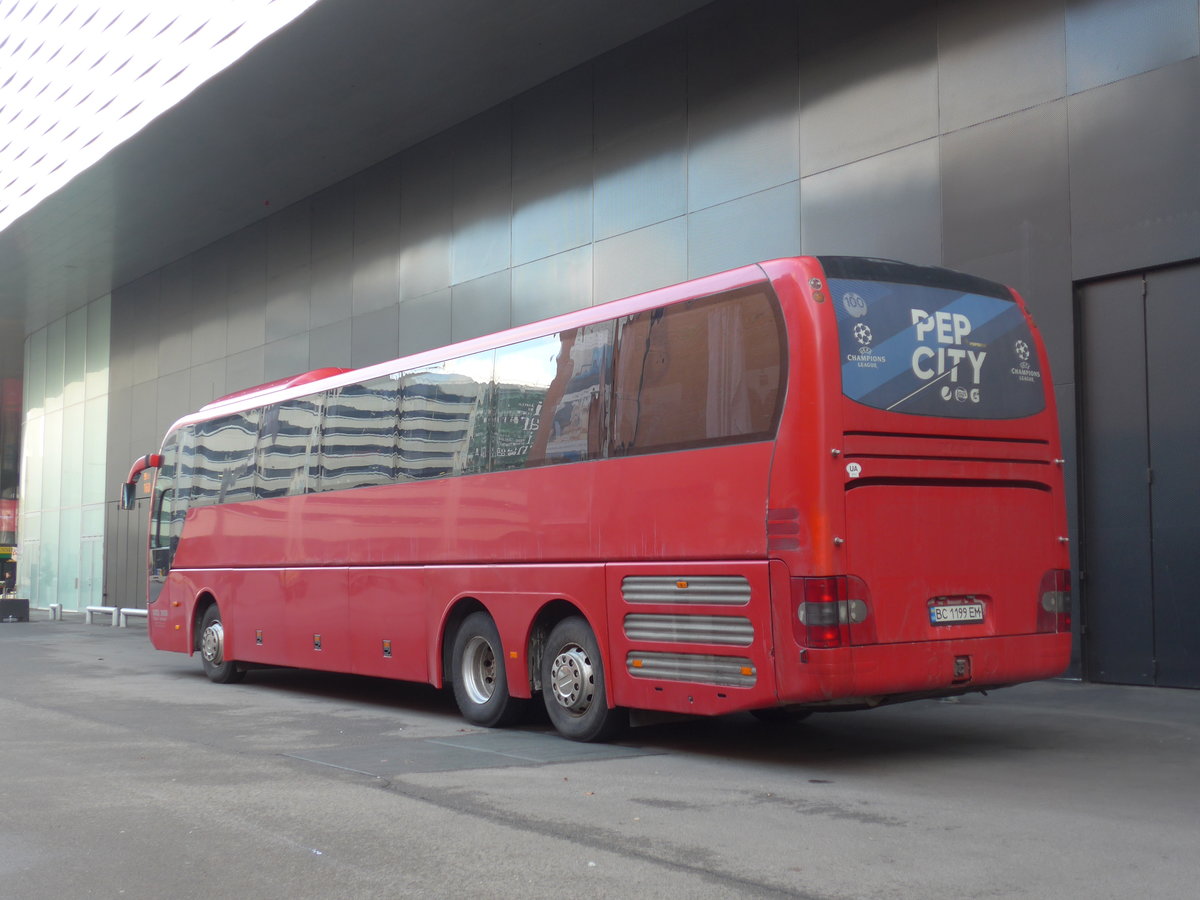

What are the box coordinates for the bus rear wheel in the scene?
[451,611,527,728]
[541,616,626,742]
[199,605,244,684]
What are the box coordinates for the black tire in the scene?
[540,616,626,742]
[199,604,244,684]
[451,611,528,728]
[750,706,812,724]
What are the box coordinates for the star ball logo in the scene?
[1014,339,1030,363]
[852,322,873,348]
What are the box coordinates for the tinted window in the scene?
[176,284,787,504]
[256,396,322,498]
[191,410,260,506]
[397,351,493,480]
[611,287,784,455]
[150,432,177,574]
[320,377,398,491]
[493,322,614,470]
[831,278,1046,419]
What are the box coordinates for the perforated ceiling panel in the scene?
[0,0,319,232]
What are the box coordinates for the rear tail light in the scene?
[791,576,875,648]
[1037,569,1072,633]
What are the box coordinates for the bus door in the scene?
[148,431,191,606]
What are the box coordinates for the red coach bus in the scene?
[120,256,1071,741]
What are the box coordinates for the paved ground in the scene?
[0,613,1197,899]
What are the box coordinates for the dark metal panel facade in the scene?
[800,140,941,266]
[511,69,594,268]
[938,0,1067,132]
[350,306,399,368]
[224,347,266,397]
[157,262,193,376]
[397,290,452,357]
[687,1,799,210]
[265,268,312,345]
[190,249,230,366]
[1078,275,1155,684]
[511,245,592,327]
[593,24,688,242]
[398,139,454,302]
[940,101,1075,369]
[309,249,353,329]
[265,333,311,383]
[451,108,513,286]
[1143,264,1200,688]
[308,319,352,371]
[799,1,939,176]
[1065,0,1199,93]
[687,181,800,279]
[594,218,688,306]
[451,271,512,344]
[1068,58,1200,280]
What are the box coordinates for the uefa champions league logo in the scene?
[853,322,873,348]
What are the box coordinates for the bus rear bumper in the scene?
[774,633,1072,708]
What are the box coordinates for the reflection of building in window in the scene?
[524,323,613,467]
[191,411,260,506]
[494,385,546,464]
[166,282,785,508]
[398,372,486,480]
[256,397,322,498]
[321,378,398,491]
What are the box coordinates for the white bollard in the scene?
[84,606,117,626]
[118,608,148,627]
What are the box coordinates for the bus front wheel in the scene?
[199,605,244,684]
[451,611,528,728]
[541,616,626,742]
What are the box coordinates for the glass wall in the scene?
[18,296,110,609]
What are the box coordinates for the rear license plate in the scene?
[928,600,985,625]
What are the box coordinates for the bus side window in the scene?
[191,411,260,506]
[256,397,322,498]
[493,323,613,471]
[219,410,259,504]
[321,377,399,491]
[150,433,177,575]
[611,287,783,455]
[398,351,493,480]
[171,426,195,544]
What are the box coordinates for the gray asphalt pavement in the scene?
[1,613,1196,899]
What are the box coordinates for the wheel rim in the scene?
[549,643,595,716]
[461,635,498,705]
[201,619,224,665]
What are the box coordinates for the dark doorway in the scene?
[1077,262,1200,688]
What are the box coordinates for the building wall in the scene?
[18,295,110,608]
[82,0,1199,674]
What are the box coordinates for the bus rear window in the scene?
[830,277,1045,420]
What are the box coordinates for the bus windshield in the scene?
[830,275,1045,420]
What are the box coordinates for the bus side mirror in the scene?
[119,453,163,510]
